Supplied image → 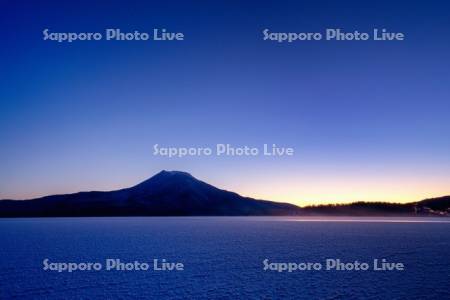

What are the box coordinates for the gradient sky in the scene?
[1,0,449,205]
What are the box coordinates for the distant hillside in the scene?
[415,196,450,212]
[302,196,450,216]
[0,171,300,217]
[302,202,413,216]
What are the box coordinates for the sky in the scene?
[1,0,449,205]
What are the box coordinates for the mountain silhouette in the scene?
[1,171,449,217]
[0,170,300,217]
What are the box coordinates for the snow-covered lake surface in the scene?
[0,217,449,299]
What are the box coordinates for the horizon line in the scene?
[1,170,448,207]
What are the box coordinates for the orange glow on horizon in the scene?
[222,172,450,207]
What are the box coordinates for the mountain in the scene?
[1,171,449,217]
[0,170,300,217]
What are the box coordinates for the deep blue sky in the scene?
[1,0,449,204]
